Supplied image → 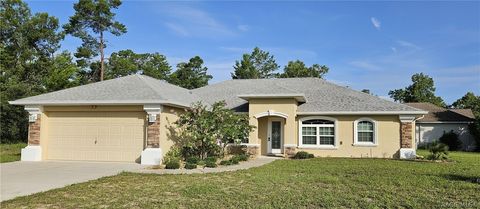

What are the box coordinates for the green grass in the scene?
[0,143,26,163]
[2,152,480,208]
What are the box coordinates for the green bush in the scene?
[439,131,462,151]
[164,147,181,164]
[186,156,199,164]
[231,157,240,165]
[205,156,217,163]
[235,154,249,161]
[293,151,315,159]
[197,160,206,166]
[205,160,217,168]
[165,160,180,169]
[426,142,449,160]
[220,160,232,166]
[184,162,197,169]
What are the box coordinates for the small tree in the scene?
[175,101,254,159]
[426,142,449,161]
[438,131,462,151]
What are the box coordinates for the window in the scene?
[354,118,377,146]
[299,117,337,148]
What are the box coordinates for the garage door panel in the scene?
[47,111,146,162]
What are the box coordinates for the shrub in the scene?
[184,162,197,169]
[205,160,217,168]
[164,147,181,169]
[197,160,206,166]
[439,131,462,151]
[236,154,249,161]
[220,160,232,166]
[230,157,240,165]
[205,156,217,163]
[426,142,449,161]
[293,151,315,159]
[186,156,199,164]
[165,160,180,169]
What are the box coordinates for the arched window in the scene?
[354,118,378,146]
[299,116,338,148]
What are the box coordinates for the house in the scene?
[405,103,476,151]
[10,75,427,165]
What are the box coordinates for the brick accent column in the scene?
[28,114,41,145]
[400,122,413,148]
[146,114,160,148]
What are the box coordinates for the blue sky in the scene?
[28,1,480,104]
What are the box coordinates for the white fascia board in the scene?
[297,111,428,115]
[238,94,307,102]
[416,121,474,124]
[9,100,191,108]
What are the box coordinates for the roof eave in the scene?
[297,111,428,115]
[8,100,191,108]
[237,94,307,102]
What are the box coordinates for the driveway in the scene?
[1,161,145,201]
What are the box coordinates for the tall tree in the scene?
[451,92,480,117]
[1,0,64,143]
[169,56,212,89]
[388,73,445,107]
[43,51,81,91]
[106,49,171,80]
[452,92,480,150]
[277,60,329,78]
[231,47,279,79]
[63,0,126,81]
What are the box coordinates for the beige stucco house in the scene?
[10,75,427,165]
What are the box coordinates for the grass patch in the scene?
[0,143,26,163]
[2,151,479,208]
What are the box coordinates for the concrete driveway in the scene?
[1,161,145,201]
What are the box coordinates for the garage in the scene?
[47,111,146,162]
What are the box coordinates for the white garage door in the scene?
[47,111,145,162]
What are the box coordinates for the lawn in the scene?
[0,143,26,163]
[2,151,479,208]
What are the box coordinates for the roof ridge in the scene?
[137,75,171,100]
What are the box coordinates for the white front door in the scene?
[268,119,283,154]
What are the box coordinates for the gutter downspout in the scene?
[413,115,425,149]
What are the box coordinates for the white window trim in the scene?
[353,117,378,146]
[298,116,338,149]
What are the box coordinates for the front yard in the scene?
[2,151,480,208]
[0,143,26,163]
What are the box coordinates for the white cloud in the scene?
[370,17,381,30]
[164,22,189,37]
[161,5,235,37]
[349,60,382,71]
[219,46,251,53]
[237,24,249,32]
[397,40,421,50]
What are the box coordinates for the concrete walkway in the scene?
[1,161,145,201]
[137,156,279,175]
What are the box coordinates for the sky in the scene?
[27,1,480,104]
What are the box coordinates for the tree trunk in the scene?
[100,31,104,81]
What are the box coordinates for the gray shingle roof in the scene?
[405,103,475,122]
[193,77,425,114]
[11,75,426,114]
[10,75,198,107]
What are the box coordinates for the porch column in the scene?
[21,105,43,161]
[399,115,416,159]
[141,104,163,165]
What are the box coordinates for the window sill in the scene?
[298,145,338,150]
[353,143,378,147]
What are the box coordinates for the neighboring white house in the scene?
[405,103,476,151]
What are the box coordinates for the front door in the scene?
[268,120,283,154]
